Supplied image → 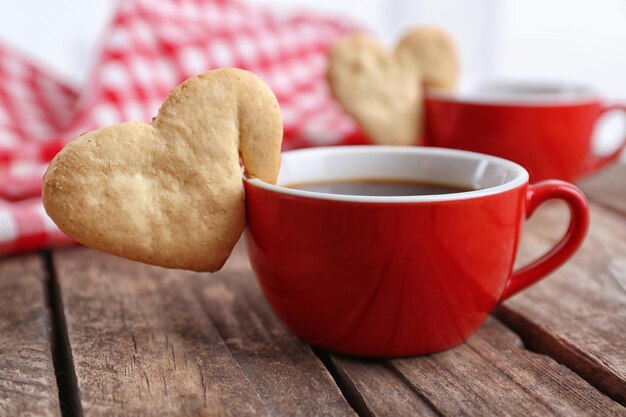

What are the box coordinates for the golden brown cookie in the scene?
[327,33,422,146]
[43,68,282,272]
[397,25,459,91]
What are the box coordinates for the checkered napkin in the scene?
[0,0,365,255]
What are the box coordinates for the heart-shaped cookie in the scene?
[397,26,459,91]
[327,33,422,146]
[43,69,282,272]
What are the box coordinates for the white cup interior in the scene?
[427,79,599,105]
[246,146,529,203]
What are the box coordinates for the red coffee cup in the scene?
[424,80,626,182]
[244,146,589,356]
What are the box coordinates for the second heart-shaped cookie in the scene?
[43,69,283,272]
[327,27,459,146]
[327,33,422,146]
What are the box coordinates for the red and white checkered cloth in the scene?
[0,0,366,255]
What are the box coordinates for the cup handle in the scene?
[499,181,590,301]
[579,103,626,177]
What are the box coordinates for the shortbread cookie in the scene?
[43,68,282,272]
[327,33,422,146]
[397,26,459,91]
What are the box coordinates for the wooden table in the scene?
[2,164,625,417]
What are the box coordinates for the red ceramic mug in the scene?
[244,146,589,357]
[424,80,626,182]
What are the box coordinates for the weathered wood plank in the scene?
[331,317,624,416]
[53,248,355,417]
[0,254,60,417]
[196,270,355,416]
[579,163,626,214]
[495,200,626,405]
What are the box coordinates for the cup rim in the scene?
[426,78,600,106]
[245,146,529,203]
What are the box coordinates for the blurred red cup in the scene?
[244,146,589,356]
[424,80,626,182]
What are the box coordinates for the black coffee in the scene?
[287,179,476,196]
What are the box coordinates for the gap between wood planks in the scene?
[42,251,83,417]
[314,348,445,417]
[314,349,372,417]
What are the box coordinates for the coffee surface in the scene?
[287,178,475,196]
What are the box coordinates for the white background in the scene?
[1,0,625,154]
